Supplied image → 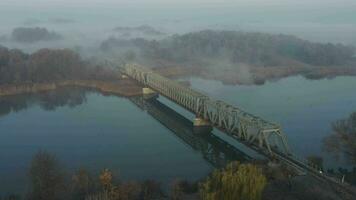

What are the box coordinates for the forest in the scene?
[0,46,115,85]
[101,30,356,68]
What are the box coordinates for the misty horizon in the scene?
[0,0,355,49]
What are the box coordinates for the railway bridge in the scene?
[120,63,356,195]
[122,63,290,156]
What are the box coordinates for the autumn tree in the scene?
[99,169,115,196]
[71,168,95,200]
[199,162,267,200]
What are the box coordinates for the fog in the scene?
[0,0,355,52]
[0,0,355,85]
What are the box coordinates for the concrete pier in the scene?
[193,117,211,127]
[193,117,212,134]
[142,87,156,95]
[142,87,158,100]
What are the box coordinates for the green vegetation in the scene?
[199,162,267,200]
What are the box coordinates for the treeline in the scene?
[12,27,61,43]
[2,151,268,200]
[0,46,115,85]
[101,30,356,67]
[324,112,356,164]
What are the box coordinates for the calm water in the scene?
[0,88,218,195]
[1,76,356,194]
[185,76,356,168]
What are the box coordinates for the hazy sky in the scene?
[0,0,355,46]
[1,0,356,6]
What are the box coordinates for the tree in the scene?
[170,180,184,200]
[307,156,324,171]
[99,169,115,195]
[71,168,95,200]
[140,180,164,200]
[27,151,67,200]
[199,162,267,200]
[324,112,356,163]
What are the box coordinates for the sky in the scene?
[0,0,355,49]
[1,0,356,7]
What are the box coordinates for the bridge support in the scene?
[142,87,156,95]
[193,117,212,134]
[142,87,158,100]
[193,117,211,126]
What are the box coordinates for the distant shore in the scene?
[153,64,356,85]
[0,79,143,97]
[1,64,355,98]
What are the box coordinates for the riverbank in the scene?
[0,79,143,97]
[152,64,356,85]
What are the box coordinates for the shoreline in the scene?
[152,64,356,85]
[0,79,143,97]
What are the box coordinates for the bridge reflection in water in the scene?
[130,96,253,168]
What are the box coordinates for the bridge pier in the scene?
[193,117,212,134]
[142,87,157,95]
[142,87,158,100]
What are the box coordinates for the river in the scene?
[0,75,356,195]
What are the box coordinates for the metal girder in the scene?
[122,63,290,155]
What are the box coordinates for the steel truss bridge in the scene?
[123,64,289,156]
[120,63,356,195]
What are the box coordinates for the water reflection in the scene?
[0,89,217,195]
[130,96,252,168]
[0,87,88,116]
[38,87,88,111]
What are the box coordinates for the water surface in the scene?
[185,76,356,168]
[1,76,356,194]
[0,88,216,195]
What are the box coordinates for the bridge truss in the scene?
[122,64,290,156]
[130,97,252,168]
